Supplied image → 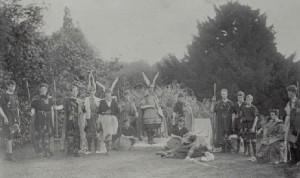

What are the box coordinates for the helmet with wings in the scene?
[96,77,119,93]
[142,72,159,88]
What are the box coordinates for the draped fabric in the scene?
[257,120,285,163]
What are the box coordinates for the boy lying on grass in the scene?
[157,133,214,162]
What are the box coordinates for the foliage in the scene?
[113,60,162,97]
[0,2,121,149]
[128,82,212,120]
[157,2,300,115]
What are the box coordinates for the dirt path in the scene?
[0,146,299,178]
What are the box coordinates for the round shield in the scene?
[113,136,132,151]
[166,137,182,150]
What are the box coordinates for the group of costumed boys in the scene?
[2,73,299,165]
[209,86,300,165]
[0,71,169,161]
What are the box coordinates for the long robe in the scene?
[61,98,87,152]
[213,100,234,146]
[257,120,285,163]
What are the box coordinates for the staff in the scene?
[26,80,36,150]
[211,83,216,149]
[53,80,59,138]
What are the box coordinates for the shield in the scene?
[113,136,132,151]
[166,137,182,150]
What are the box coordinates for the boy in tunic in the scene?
[0,80,20,161]
[171,117,189,138]
[165,117,189,150]
[241,94,259,161]
[84,86,100,153]
[172,94,185,125]
[232,91,246,153]
[114,118,137,148]
[84,73,101,154]
[64,85,82,157]
[211,89,234,152]
[119,90,138,128]
[284,85,300,165]
[31,83,54,158]
[98,88,120,153]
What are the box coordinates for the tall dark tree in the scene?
[45,7,120,98]
[158,2,300,114]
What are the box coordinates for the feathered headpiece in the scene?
[96,77,119,93]
[142,72,159,88]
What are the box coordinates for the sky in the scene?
[28,0,300,64]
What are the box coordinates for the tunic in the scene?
[171,126,189,138]
[31,95,54,153]
[285,98,300,143]
[232,102,246,133]
[214,100,234,145]
[0,92,19,139]
[31,95,53,134]
[98,100,119,141]
[0,92,19,126]
[240,105,259,140]
[173,102,184,118]
[120,100,137,126]
[65,98,82,151]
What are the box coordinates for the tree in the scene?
[0,0,47,98]
[158,2,300,114]
[44,7,120,99]
[113,60,161,96]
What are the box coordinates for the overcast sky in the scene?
[30,0,300,64]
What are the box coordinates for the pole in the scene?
[53,80,61,152]
[297,81,300,98]
[26,80,39,152]
[54,80,59,137]
[212,83,216,149]
[26,80,31,102]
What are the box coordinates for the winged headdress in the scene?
[142,72,159,88]
[96,77,119,93]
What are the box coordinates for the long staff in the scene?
[26,80,35,149]
[53,80,61,152]
[212,83,216,149]
[54,80,59,138]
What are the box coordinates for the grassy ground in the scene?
[0,145,300,178]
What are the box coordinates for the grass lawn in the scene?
[0,145,299,178]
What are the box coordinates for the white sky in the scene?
[29,0,300,63]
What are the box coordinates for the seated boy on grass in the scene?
[113,118,137,149]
